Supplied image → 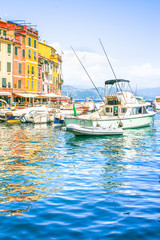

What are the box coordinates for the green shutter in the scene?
[7,44,11,53]
[22,36,25,43]
[22,49,25,57]
[18,63,22,74]
[15,47,18,55]
[7,62,11,72]
[34,40,36,48]
[18,79,21,89]
[3,30,6,36]
[28,37,31,46]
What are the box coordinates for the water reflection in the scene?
[100,126,156,195]
[0,121,157,217]
[0,123,64,216]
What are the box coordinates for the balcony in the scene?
[0,34,21,45]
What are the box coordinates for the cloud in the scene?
[51,42,160,89]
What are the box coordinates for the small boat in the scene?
[154,96,160,111]
[66,124,123,136]
[20,109,52,124]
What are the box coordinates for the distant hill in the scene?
[62,85,160,100]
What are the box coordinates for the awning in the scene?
[0,91,12,96]
[52,98,70,101]
[14,93,40,98]
[35,93,65,98]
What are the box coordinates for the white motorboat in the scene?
[20,108,54,124]
[65,79,156,129]
[154,96,160,111]
[66,124,123,136]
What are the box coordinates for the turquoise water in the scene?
[0,113,160,240]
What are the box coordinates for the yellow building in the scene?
[38,41,62,94]
[52,54,63,94]
[25,27,39,93]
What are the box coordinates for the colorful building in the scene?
[25,26,38,93]
[0,19,63,105]
[0,20,14,104]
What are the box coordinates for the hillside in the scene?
[62,85,160,100]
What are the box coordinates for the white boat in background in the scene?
[65,79,156,129]
[135,96,151,107]
[66,124,123,136]
[154,96,160,111]
[0,105,54,124]
[20,106,55,124]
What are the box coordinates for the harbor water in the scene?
[0,112,160,240]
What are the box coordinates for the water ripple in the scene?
[0,113,160,239]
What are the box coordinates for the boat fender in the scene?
[119,121,123,127]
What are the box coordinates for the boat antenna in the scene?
[99,38,127,104]
[99,38,117,79]
[71,46,104,103]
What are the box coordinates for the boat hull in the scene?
[65,113,155,129]
[66,124,123,136]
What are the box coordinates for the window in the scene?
[22,36,25,43]
[27,79,29,89]
[31,66,34,75]
[15,47,18,55]
[7,44,11,53]
[3,30,6,36]
[38,81,40,90]
[28,37,31,46]
[31,80,34,89]
[0,30,1,35]
[22,49,25,58]
[18,63,22,74]
[42,84,44,91]
[27,65,30,74]
[34,51,36,60]
[8,82,11,88]
[28,49,31,58]
[143,106,147,114]
[34,39,36,48]
[14,84,17,88]
[121,108,127,113]
[105,107,110,113]
[18,79,21,89]
[2,78,6,87]
[7,62,11,72]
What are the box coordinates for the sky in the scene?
[1,0,160,90]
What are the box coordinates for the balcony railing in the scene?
[0,34,21,44]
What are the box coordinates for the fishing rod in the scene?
[71,46,104,103]
[99,38,127,104]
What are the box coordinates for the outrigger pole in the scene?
[71,46,104,103]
